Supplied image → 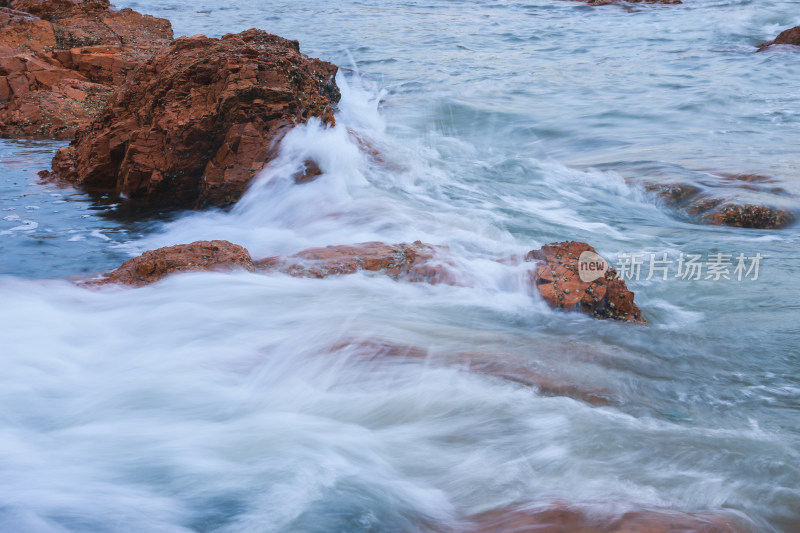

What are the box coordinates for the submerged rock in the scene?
[257,241,454,284]
[702,203,794,229]
[42,28,340,208]
[572,0,681,6]
[93,240,255,287]
[757,25,800,52]
[0,1,172,139]
[526,241,647,325]
[335,339,615,406]
[642,176,795,230]
[461,503,751,533]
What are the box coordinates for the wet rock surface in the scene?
[42,28,340,208]
[641,172,795,229]
[460,504,751,533]
[92,240,255,287]
[0,0,172,138]
[95,239,648,326]
[93,240,451,287]
[757,25,800,52]
[526,241,647,325]
[257,241,454,284]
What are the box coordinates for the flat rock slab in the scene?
[257,241,454,284]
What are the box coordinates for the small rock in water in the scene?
[642,175,795,230]
[757,25,800,52]
[91,240,255,287]
[526,241,647,325]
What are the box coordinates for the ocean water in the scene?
[1,0,799,531]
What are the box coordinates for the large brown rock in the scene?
[757,25,800,52]
[93,240,255,287]
[43,28,340,208]
[256,241,454,284]
[461,504,751,533]
[0,1,172,138]
[526,241,646,325]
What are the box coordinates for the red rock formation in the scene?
[526,241,646,325]
[257,241,454,284]
[93,239,646,326]
[0,1,172,138]
[93,240,451,288]
[42,29,340,208]
[93,240,646,325]
[461,504,751,533]
[93,240,255,287]
[0,7,55,53]
[11,0,112,21]
[757,25,800,52]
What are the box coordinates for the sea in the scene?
[1,0,799,531]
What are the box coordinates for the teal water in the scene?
[0,1,798,531]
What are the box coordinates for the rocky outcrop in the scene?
[757,25,800,52]
[7,0,172,53]
[41,29,340,208]
[0,1,173,139]
[92,240,450,287]
[94,240,647,325]
[11,0,113,21]
[92,240,255,287]
[462,504,751,532]
[643,175,795,229]
[526,241,646,325]
[257,241,454,284]
[0,7,56,54]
